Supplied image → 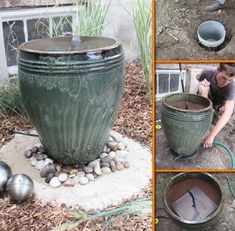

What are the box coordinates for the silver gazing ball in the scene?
[6,174,34,202]
[0,161,12,192]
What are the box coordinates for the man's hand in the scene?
[198,79,210,98]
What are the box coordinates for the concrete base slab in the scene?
[0,131,151,210]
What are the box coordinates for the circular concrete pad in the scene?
[0,131,151,210]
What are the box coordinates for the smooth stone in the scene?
[117,142,126,150]
[123,161,131,168]
[44,158,53,164]
[35,152,45,161]
[94,162,102,176]
[61,166,74,173]
[88,159,100,168]
[108,136,114,142]
[79,176,89,185]
[49,177,61,188]
[103,145,108,153]
[100,153,108,159]
[83,166,93,174]
[34,142,42,148]
[107,141,118,151]
[38,146,46,153]
[32,146,39,153]
[108,151,116,159]
[112,156,119,165]
[24,149,33,158]
[45,172,55,183]
[86,173,95,181]
[30,157,37,166]
[106,147,111,153]
[25,143,33,151]
[100,156,112,163]
[35,160,45,170]
[63,178,75,187]
[69,168,79,175]
[116,162,124,171]
[43,154,48,159]
[110,131,121,142]
[110,161,116,172]
[100,163,110,168]
[116,150,128,159]
[73,176,80,184]
[101,167,111,174]
[58,173,68,182]
[40,163,56,178]
[56,164,62,173]
[69,174,76,178]
[77,171,86,177]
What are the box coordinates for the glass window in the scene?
[170,74,179,92]
[27,18,50,40]
[3,20,25,66]
[158,74,169,93]
[52,16,72,37]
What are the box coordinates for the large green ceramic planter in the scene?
[161,93,213,157]
[18,36,125,165]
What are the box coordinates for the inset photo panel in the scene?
[156,0,235,60]
[155,62,235,170]
[156,172,235,231]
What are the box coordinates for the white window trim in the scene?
[0,5,78,77]
[155,69,186,100]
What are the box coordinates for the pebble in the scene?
[77,171,86,177]
[49,177,61,188]
[40,163,56,178]
[35,152,45,161]
[116,162,124,171]
[116,150,128,159]
[44,158,53,164]
[25,143,33,152]
[108,151,116,159]
[56,164,62,173]
[38,146,46,153]
[61,166,74,173]
[30,157,37,166]
[83,166,93,174]
[110,161,116,172]
[100,152,108,159]
[112,156,119,165]
[100,156,112,163]
[123,161,130,168]
[94,162,102,175]
[63,178,75,186]
[107,141,118,151]
[79,176,89,185]
[69,174,77,178]
[100,162,110,168]
[88,159,100,168]
[25,150,33,158]
[103,145,108,153]
[34,142,42,148]
[101,167,111,174]
[86,173,95,181]
[69,168,79,175]
[108,136,114,142]
[32,146,39,153]
[117,142,126,150]
[45,172,55,183]
[110,131,121,142]
[35,160,45,170]
[58,173,68,182]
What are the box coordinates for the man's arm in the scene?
[203,100,234,147]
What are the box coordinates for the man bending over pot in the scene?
[197,63,235,148]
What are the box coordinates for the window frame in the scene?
[0,5,77,76]
[155,69,186,99]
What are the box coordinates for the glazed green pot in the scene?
[164,172,224,230]
[18,36,125,165]
[161,93,213,156]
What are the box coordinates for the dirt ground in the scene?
[156,172,235,231]
[156,0,235,60]
[155,100,235,169]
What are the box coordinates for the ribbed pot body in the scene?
[161,93,213,156]
[18,36,125,165]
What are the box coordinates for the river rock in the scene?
[30,156,37,166]
[100,162,110,168]
[110,161,116,172]
[88,159,100,168]
[58,173,68,182]
[116,162,124,171]
[49,177,61,188]
[35,160,45,170]
[123,161,130,168]
[117,142,126,150]
[94,162,102,176]
[83,166,93,174]
[40,163,56,178]
[77,171,86,177]
[25,149,33,158]
[108,151,116,159]
[116,150,128,159]
[100,156,112,163]
[44,158,53,164]
[100,152,108,159]
[108,136,114,142]
[101,167,111,174]
[25,143,33,152]
[35,152,45,161]
[79,176,89,185]
[86,173,95,181]
[63,178,75,187]
[45,172,55,183]
[107,141,118,151]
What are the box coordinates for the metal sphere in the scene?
[0,161,12,192]
[6,174,34,202]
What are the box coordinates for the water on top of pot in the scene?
[168,100,206,110]
[19,36,118,54]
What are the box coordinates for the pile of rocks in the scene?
[24,133,130,188]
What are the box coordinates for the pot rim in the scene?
[19,36,121,55]
[162,93,213,113]
[163,172,224,226]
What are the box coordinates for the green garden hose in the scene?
[213,141,235,169]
